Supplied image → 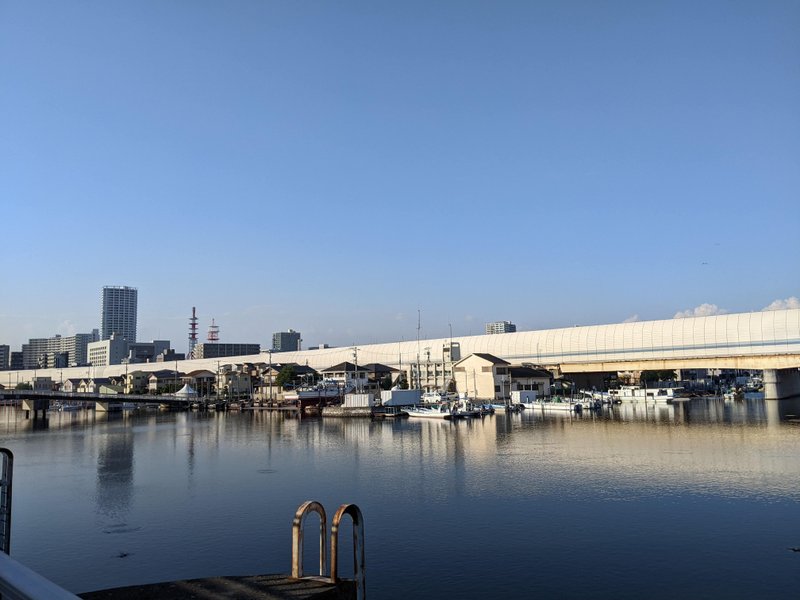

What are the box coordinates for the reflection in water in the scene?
[95,424,134,519]
[1,398,799,599]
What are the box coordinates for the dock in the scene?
[79,574,354,600]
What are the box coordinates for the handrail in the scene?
[330,503,366,600]
[0,551,81,600]
[291,500,327,578]
[1,448,12,554]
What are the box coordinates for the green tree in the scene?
[15,382,32,390]
[640,370,676,382]
[275,365,296,388]
[380,374,393,390]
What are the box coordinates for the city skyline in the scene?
[1,1,798,352]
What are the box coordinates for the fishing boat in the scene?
[530,397,583,413]
[406,405,452,420]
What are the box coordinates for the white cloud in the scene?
[762,297,800,311]
[56,320,78,336]
[623,314,640,323]
[673,303,727,319]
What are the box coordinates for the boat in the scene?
[609,386,686,403]
[405,405,452,420]
[50,402,82,412]
[530,397,583,412]
[284,379,353,402]
[723,388,744,401]
[489,403,521,414]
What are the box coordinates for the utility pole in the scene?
[352,345,360,392]
[424,347,431,392]
[416,309,421,390]
[268,349,273,403]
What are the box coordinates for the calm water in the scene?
[2,398,799,599]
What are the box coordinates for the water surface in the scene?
[1,398,799,599]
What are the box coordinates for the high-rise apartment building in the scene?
[272,329,301,352]
[101,285,138,342]
[485,321,517,335]
[20,330,100,369]
[0,345,9,370]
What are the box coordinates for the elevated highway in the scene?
[2,309,799,399]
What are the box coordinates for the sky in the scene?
[1,0,798,353]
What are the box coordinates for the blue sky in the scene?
[1,0,798,352]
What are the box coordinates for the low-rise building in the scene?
[148,370,182,394]
[182,370,217,396]
[88,336,178,366]
[321,362,368,391]
[453,353,512,401]
[192,343,260,359]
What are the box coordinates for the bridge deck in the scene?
[79,573,354,600]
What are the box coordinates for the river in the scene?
[1,398,799,599]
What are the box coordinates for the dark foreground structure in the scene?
[1,449,364,600]
[79,574,354,600]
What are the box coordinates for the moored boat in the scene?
[406,405,452,420]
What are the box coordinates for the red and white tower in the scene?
[207,319,220,343]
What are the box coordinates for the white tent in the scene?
[174,384,198,398]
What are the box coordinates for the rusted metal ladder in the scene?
[292,500,366,600]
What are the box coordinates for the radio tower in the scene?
[207,318,220,343]
[189,307,198,357]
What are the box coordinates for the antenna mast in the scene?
[189,307,198,357]
[208,318,220,343]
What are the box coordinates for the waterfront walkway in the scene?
[79,574,354,599]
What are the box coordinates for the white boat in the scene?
[609,386,685,403]
[284,379,353,402]
[489,403,521,414]
[530,398,582,412]
[406,405,452,420]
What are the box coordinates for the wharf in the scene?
[79,574,354,600]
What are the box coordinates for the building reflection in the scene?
[95,423,134,519]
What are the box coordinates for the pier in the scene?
[0,449,363,600]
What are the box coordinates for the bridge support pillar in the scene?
[21,398,48,419]
[763,368,800,400]
[95,401,122,412]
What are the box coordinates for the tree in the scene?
[640,370,676,382]
[396,375,409,390]
[380,374,393,391]
[15,382,32,390]
[275,365,296,388]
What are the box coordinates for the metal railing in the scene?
[291,500,328,578]
[291,500,365,600]
[1,449,11,554]
[331,503,365,600]
[0,552,80,600]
